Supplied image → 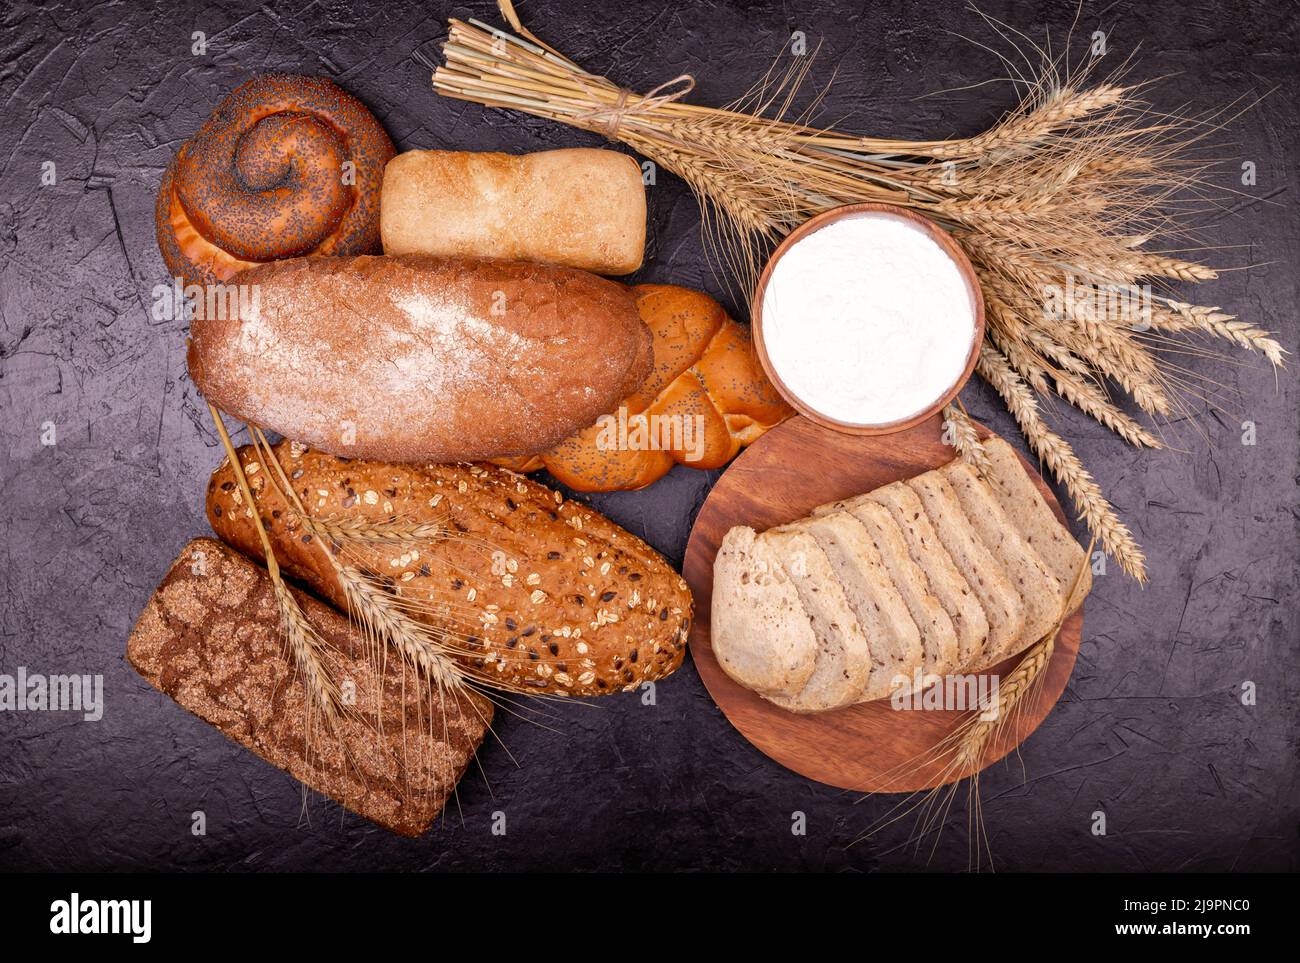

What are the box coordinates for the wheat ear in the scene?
[942,402,990,474]
[1155,301,1287,367]
[207,409,343,723]
[929,85,1128,160]
[298,515,450,545]
[956,537,1095,772]
[976,347,1147,582]
[246,430,520,704]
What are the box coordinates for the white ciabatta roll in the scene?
[380,148,646,275]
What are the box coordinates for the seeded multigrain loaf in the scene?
[907,471,1025,668]
[711,526,818,697]
[205,443,692,697]
[940,461,1063,650]
[979,437,1092,606]
[187,253,653,463]
[127,538,492,837]
[758,529,872,712]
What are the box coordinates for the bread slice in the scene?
[835,500,961,679]
[759,529,873,712]
[127,538,492,837]
[940,461,1064,658]
[980,437,1092,608]
[711,526,818,698]
[907,471,1024,669]
[798,511,923,701]
[815,486,990,666]
[863,482,990,669]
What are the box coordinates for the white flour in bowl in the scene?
[760,212,977,426]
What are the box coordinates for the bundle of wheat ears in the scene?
[434,1,1285,584]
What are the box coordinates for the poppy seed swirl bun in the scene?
[155,74,394,287]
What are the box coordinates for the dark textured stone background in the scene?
[1,0,1296,872]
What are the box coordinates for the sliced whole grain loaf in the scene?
[940,461,1063,658]
[711,526,818,698]
[863,482,991,669]
[759,529,873,712]
[907,470,1024,669]
[980,437,1092,607]
[836,500,961,678]
[798,511,923,702]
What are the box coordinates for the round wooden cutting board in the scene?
[683,413,1084,793]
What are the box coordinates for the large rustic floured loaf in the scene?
[862,483,990,668]
[799,512,922,702]
[759,530,872,712]
[380,148,646,275]
[837,500,960,678]
[941,461,1064,653]
[907,471,1025,669]
[127,538,492,837]
[711,526,818,697]
[980,437,1093,606]
[206,443,692,697]
[187,253,653,463]
[493,284,793,491]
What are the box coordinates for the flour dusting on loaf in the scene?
[187,254,652,463]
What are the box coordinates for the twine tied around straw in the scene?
[573,74,695,137]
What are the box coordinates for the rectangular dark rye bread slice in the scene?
[126,537,493,837]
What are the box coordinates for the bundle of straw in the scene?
[433,2,1286,583]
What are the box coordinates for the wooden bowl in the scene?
[751,202,986,436]
[682,413,1083,793]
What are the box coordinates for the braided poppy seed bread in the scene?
[156,74,394,288]
[205,442,692,696]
